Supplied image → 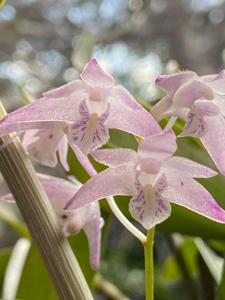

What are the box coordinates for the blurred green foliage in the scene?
[16,243,58,300]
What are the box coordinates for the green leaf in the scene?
[0,202,29,238]
[107,129,138,150]
[0,0,6,10]
[16,243,59,300]
[0,248,11,296]
[68,231,95,287]
[195,238,223,284]
[215,259,225,300]
[162,238,198,281]
[3,238,31,299]
[68,148,90,183]
[16,232,95,300]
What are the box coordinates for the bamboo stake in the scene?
[0,103,93,300]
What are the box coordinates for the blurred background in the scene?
[1,1,225,299]
[2,0,225,110]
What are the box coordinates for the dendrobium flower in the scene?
[1,174,104,270]
[0,58,160,159]
[65,130,225,229]
[22,129,69,171]
[151,70,225,174]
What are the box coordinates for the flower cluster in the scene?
[151,70,225,174]
[1,59,225,269]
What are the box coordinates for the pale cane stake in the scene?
[0,103,93,300]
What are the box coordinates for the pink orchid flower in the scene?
[2,174,104,270]
[65,129,225,229]
[0,59,160,165]
[22,129,69,171]
[151,70,225,174]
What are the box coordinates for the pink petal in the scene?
[150,95,172,120]
[37,174,79,211]
[163,173,225,223]
[84,215,104,270]
[200,112,225,175]
[1,193,14,202]
[69,143,96,177]
[138,129,177,163]
[58,134,69,171]
[0,82,88,137]
[201,71,225,83]
[80,58,115,88]
[156,71,196,96]
[129,183,171,229]
[109,85,146,110]
[0,119,66,137]
[201,70,225,94]
[163,156,217,178]
[67,201,103,269]
[162,107,189,120]
[194,100,220,116]
[65,165,137,210]
[0,174,79,205]
[43,80,85,98]
[22,129,64,167]
[214,94,225,116]
[107,99,161,138]
[66,201,101,234]
[173,79,214,108]
[92,148,138,167]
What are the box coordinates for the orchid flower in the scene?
[1,174,104,270]
[151,70,225,174]
[65,129,225,229]
[22,129,69,171]
[0,59,161,168]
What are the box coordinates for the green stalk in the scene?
[143,227,155,300]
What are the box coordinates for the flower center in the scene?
[89,91,102,102]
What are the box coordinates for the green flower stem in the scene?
[143,227,155,300]
[0,103,93,300]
